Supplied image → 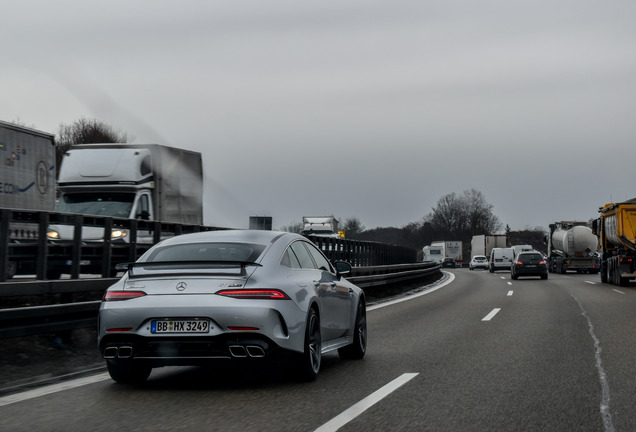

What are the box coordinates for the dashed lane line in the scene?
[482,308,501,321]
[314,373,419,432]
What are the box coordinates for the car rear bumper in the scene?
[99,332,285,366]
[513,268,548,277]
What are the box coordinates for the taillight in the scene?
[216,289,290,299]
[103,291,147,301]
[515,260,523,265]
[539,260,546,265]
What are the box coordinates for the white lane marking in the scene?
[507,282,512,286]
[570,294,615,432]
[585,281,596,285]
[507,290,513,296]
[0,373,111,407]
[612,289,625,295]
[500,276,506,280]
[368,272,455,311]
[314,373,419,432]
[482,308,501,321]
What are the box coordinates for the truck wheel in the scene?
[600,262,607,283]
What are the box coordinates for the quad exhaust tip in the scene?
[229,345,266,358]
[103,346,134,359]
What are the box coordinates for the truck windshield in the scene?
[57,193,135,218]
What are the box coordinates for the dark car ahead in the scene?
[441,257,456,268]
[511,251,548,280]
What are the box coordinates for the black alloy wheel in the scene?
[339,298,367,360]
[297,308,321,382]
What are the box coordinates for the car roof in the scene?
[517,251,541,257]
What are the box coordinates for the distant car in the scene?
[98,230,366,383]
[469,255,488,270]
[511,251,548,280]
[441,257,456,268]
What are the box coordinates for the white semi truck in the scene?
[46,144,203,275]
[301,216,341,238]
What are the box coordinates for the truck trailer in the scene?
[431,240,463,266]
[545,221,599,274]
[593,199,636,286]
[471,234,507,260]
[0,120,56,277]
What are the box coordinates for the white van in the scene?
[511,244,533,259]
[489,247,514,272]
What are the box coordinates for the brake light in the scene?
[539,260,546,265]
[515,260,523,265]
[216,289,290,299]
[103,291,147,301]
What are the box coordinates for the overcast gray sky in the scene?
[2,0,635,231]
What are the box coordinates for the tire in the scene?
[600,262,607,283]
[106,360,152,384]
[296,308,321,382]
[541,274,548,280]
[339,298,367,360]
[511,273,517,280]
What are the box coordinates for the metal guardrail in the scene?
[1,209,418,281]
[0,263,440,339]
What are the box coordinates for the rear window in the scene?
[147,242,266,262]
[518,253,542,262]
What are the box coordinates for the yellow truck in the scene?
[593,199,636,286]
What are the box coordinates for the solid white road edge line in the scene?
[367,272,455,311]
[482,308,501,321]
[0,373,111,407]
[314,373,419,432]
[570,294,615,432]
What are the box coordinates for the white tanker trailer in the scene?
[545,221,600,274]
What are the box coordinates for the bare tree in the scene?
[342,217,366,237]
[424,189,501,239]
[56,118,131,175]
[279,221,304,234]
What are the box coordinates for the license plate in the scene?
[526,265,536,268]
[151,319,210,333]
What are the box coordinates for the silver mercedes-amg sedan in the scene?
[98,230,366,383]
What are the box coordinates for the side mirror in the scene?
[334,261,352,277]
